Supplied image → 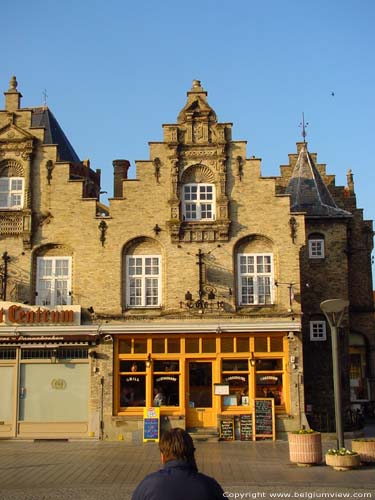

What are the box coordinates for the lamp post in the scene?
[320,298,349,449]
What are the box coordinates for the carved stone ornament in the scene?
[170,221,230,243]
[39,211,54,226]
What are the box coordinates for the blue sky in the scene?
[2,0,374,278]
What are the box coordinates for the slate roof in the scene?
[285,142,351,218]
[31,107,80,163]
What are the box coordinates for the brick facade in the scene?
[0,77,373,440]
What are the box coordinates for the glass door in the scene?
[186,361,216,428]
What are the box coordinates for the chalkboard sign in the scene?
[240,414,253,441]
[219,418,235,441]
[143,407,160,442]
[254,398,275,440]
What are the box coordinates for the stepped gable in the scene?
[31,107,80,163]
[285,142,351,218]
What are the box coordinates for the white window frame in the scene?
[310,321,327,341]
[126,255,161,308]
[308,238,325,259]
[0,177,24,209]
[182,183,215,221]
[36,257,72,306]
[237,253,274,306]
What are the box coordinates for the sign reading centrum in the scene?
[0,302,80,325]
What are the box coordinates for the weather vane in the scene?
[299,112,309,143]
[42,89,48,108]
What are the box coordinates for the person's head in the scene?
[159,428,197,469]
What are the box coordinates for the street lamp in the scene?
[320,298,349,449]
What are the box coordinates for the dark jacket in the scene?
[131,459,224,500]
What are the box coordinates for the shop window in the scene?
[310,321,326,341]
[126,255,161,307]
[256,359,282,371]
[222,359,248,371]
[20,348,87,360]
[221,337,233,353]
[119,360,146,372]
[152,339,165,353]
[153,360,179,372]
[36,257,72,306]
[222,359,249,407]
[237,253,273,305]
[237,337,250,352]
[185,338,199,353]
[254,337,268,352]
[270,337,283,352]
[119,339,132,354]
[120,374,146,407]
[256,374,283,405]
[0,177,24,209]
[134,339,147,354]
[167,338,180,353]
[151,360,180,406]
[0,348,16,359]
[202,338,216,353]
[153,378,179,406]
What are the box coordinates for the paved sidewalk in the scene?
[0,438,374,500]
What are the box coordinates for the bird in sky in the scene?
[331,91,335,96]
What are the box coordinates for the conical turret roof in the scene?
[286,143,351,218]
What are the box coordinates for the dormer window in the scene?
[0,177,24,209]
[182,183,215,221]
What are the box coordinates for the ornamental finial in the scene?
[9,75,18,91]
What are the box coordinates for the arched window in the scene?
[182,183,215,221]
[236,236,275,306]
[181,165,216,222]
[124,238,162,308]
[0,160,24,210]
[35,245,73,306]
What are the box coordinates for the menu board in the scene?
[240,414,253,441]
[254,398,275,440]
[143,407,160,442]
[219,418,235,441]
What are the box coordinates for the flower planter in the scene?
[352,439,375,463]
[288,432,322,466]
[325,453,361,471]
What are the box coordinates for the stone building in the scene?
[0,77,373,441]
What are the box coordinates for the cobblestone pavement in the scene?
[0,439,374,500]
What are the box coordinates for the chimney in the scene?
[4,76,22,112]
[113,159,130,198]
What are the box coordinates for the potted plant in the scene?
[288,429,322,466]
[325,448,361,471]
[352,438,375,463]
